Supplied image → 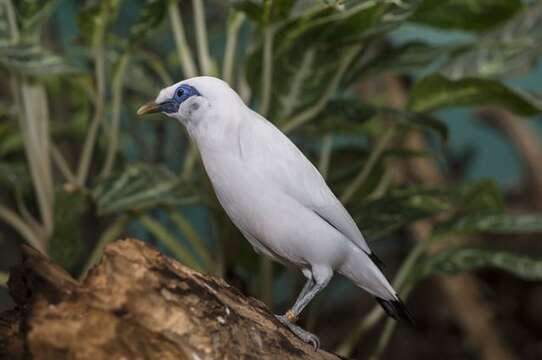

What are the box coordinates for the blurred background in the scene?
[1,0,542,359]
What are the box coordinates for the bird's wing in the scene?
[240,110,371,255]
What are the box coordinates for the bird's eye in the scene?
[176,89,184,98]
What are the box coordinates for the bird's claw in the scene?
[304,332,320,352]
[275,314,320,352]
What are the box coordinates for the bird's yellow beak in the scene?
[137,102,161,116]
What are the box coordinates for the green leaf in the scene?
[79,215,129,279]
[0,44,78,76]
[408,74,542,116]
[139,214,204,271]
[122,53,162,97]
[0,1,75,76]
[129,0,168,43]
[77,0,121,45]
[0,1,17,46]
[297,0,423,44]
[14,0,59,37]
[324,100,449,142]
[420,248,542,281]
[440,3,542,79]
[358,41,451,77]
[354,186,452,239]
[92,163,199,215]
[412,0,523,32]
[0,271,8,286]
[383,147,436,160]
[0,120,24,156]
[0,113,88,156]
[271,0,423,54]
[0,161,30,192]
[245,0,423,121]
[233,0,295,24]
[459,179,503,213]
[233,1,263,23]
[267,0,296,23]
[49,189,88,270]
[353,180,504,239]
[434,213,542,237]
[382,107,448,142]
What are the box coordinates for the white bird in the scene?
[138,76,413,350]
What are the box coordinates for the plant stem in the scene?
[32,84,54,220]
[318,134,333,178]
[392,240,426,288]
[77,6,108,187]
[79,215,129,280]
[101,53,129,178]
[168,0,197,78]
[366,168,393,200]
[4,2,50,251]
[16,81,55,238]
[260,23,274,117]
[139,213,203,271]
[141,50,173,85]
[3,0,19,43]
[276,50,315,121]
[222,11,245,85]
[168,211,213,271]
[0,272,8,287]
[340,123,396,203]
[192,0,213,75]
[281,45,361,133]
[15,190,43,237]
[51,144,76,184]
[238,65,252,103]
[0,204,45,253]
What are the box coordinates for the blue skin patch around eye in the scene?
[160,84,201,113]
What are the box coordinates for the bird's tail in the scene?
[338,246,415,325]
[375,296,415,325]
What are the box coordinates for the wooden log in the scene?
[0,239,341,360]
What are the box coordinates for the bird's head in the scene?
[137,76,242,127]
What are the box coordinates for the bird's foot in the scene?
[275,314,320,351]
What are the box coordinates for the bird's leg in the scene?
[294,276,315,305]
[289,276,329,319]
[275,268,332,351]
[276,272,313,323]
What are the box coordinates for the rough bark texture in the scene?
[0,239,341,360]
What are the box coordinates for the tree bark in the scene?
[0,239,341,360]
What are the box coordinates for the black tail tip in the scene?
[375,296,415,326]
[367,252,386,271]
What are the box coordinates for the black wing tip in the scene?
[375,296,415,326]
[367,252,386,271]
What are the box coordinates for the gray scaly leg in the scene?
[275,267,332,351]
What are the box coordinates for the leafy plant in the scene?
[1,0,542,358]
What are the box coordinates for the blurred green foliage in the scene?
[1,0,542,357]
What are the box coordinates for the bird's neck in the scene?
[187,106,245,159]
